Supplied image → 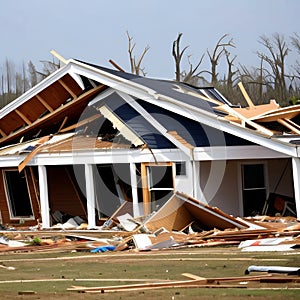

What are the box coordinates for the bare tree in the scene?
[172,33,188,82]
[206,34,235,85]
[238,56,267,105]
[127,31,150,76]
[257,33,290,102]
[224,49,238,89]
[172,33,205,84]
[36,58,60,79]
[28,61,38,88]
[290,33,300,96]
[291,33,300,53]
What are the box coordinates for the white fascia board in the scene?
[24,148,183,166]
[0,63,75,118]
[193,145,290,161]
[0,156,23,167]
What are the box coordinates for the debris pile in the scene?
[0,192,299,254]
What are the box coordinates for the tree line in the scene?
[1,32,300,109]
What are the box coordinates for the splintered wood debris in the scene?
[0,191,299,254]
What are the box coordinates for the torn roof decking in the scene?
[0,73,106,146]
[0,134,132,163]
[40,135,131,152]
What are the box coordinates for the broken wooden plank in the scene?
[238,82,255,108]
[277,118,300,134]
[217,104,274,136]
[18,135,52,172]
[50,50,68,64]
[68,273,272,294]
[59,114,101,133]
[68,277,208,293]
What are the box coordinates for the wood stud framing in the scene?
[15,109,32,125]
[0,75,104,145]
[36,94,54,112]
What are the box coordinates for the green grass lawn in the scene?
[0,246,299,299]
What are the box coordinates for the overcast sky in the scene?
[0,0,299,80]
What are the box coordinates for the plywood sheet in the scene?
[144,195,193,232]
[144,192,248,232]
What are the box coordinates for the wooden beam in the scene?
[50,50,67,64]
[18,136,51,172]
[29,166,41,214]
[141,163,151,216]
[109,59,125,72]
[68,274,274,293]
[59,114,101,133]
[15,109,32,125]
[0,129,7,137]
[238,82,255,108]
[219,104,274,136]
[36,94,54,112]
[58,79,78,99]
[58,116,68,132]
[277,118,300,135]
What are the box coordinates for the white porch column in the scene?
[85,164,96,228]
[292,157,300,220]
[192,161,203,200]
[38,165,50,228]
[130,162,140,217]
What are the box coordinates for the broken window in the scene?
[3,169,34,219]
[242,163,267,216]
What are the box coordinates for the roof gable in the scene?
[0,59,299,157]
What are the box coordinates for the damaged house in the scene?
[0,58,299,229]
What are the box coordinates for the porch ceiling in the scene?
[0,74,106,146]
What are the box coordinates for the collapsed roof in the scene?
[0,59,300,158]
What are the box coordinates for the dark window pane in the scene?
[148,166,173,189]
[243,164,265,189]
[175,162,186,176]
[243,189,266,216]
[5,171,33,217]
